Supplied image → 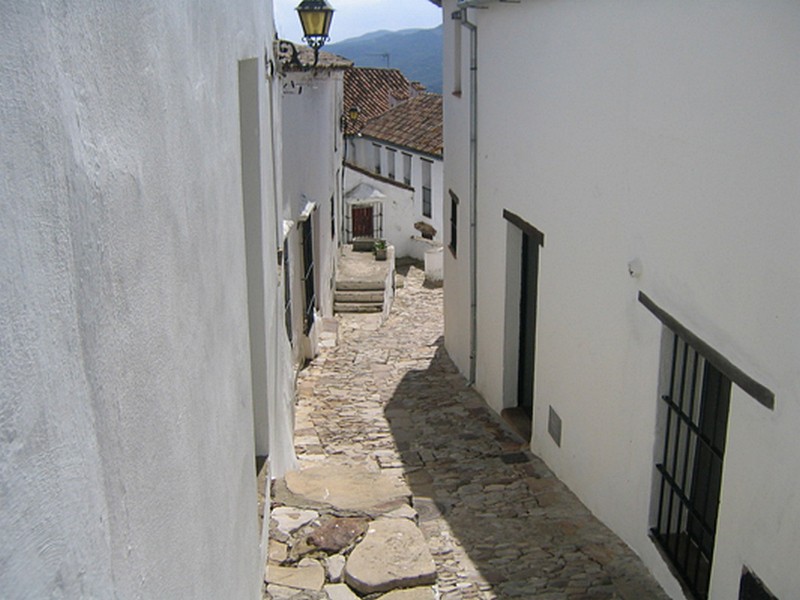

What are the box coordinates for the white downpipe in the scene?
[458,8,479,385]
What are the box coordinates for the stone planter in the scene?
[374,240,388,261]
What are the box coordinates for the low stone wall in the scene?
[381,245,396,322]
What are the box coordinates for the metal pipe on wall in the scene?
[457,7,479,385]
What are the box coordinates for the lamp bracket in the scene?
[278,39,320,70]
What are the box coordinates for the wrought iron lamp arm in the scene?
[278,39,320,70]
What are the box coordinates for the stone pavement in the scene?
[265,265,669,599]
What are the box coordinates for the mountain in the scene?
[327,26,443,94]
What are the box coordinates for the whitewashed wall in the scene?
[349,136,444,254]
[442,0,472,377]
[343,166,421,258]
[442,1,800,598]
[0,1,285,597]
[282,68,345,359]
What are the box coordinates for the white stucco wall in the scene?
[1,2,285,597]
[442,1,800,598]
[282,68,345,358]
[344,166,430,259]
[442,1,473,378]
[350,136,444,253]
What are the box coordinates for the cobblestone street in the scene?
[267,265,669,599]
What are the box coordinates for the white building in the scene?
[279,44,351,360]
[1,2,295,597]
[437,1,800,599]
[343,68,444,260]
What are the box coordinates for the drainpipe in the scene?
[456,7,479,386]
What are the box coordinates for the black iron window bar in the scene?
[301,219,316,335]
[374,208,383,240]
[652,332,731,600]
[283,239,293,343]
[423,186,432,218]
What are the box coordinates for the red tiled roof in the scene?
[359,93,443,157]
[343,67,421,136]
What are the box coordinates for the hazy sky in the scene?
[274,0,442,44]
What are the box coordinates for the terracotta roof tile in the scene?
[343,67,422,136]
[359,93,443,157]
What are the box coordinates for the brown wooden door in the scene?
[352,205,374,238]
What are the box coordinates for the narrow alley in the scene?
[265,264,669,600]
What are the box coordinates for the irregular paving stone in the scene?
[377,588,437,600]
[322,583,360,600]
[307,517,369,553]
[383,503,418,522]
[271,507,319,537]
[288,536,318,563]
[266,584,327,600]
[269,540,288,564]
[285,465,410,513]
[345,518,436,594]
[272,265,669,600]
[267,563,325,592]
[298,557,323,569]
[324,554,346,583]
[265,584,297,600]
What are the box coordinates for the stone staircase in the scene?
[333,280,385,313]
[334,244,394,315]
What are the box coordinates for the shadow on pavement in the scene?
[384,337,667,599]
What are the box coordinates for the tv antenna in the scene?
[366,53,390,68]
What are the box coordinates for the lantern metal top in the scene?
[296,0,335,51]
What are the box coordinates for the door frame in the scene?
[502,210,545,426]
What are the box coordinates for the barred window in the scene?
[372,143,382,175]
[402,153,412,185]
[422,159,433,218]
[449,190,458,256]
[652,331,731,600]
[301,218,316,335]
[283,239,292,342]
[387,148,396,180]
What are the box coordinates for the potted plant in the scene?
[374,239,387,261]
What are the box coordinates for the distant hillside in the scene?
[327,26,443,94]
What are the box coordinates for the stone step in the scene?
[335,290,384,303]
[335,280,386,291]
[334,302,383,314]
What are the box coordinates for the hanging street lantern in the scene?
[296,0,335,66]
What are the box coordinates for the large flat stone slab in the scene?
[345,518,436,594]
[267,562,325,592]
[285,465,410,513]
